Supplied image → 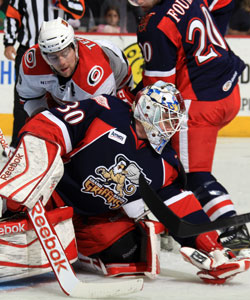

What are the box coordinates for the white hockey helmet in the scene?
[133,81,185,154]
[38,17,77,64]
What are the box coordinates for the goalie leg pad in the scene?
[77,217,163,279]
[0,206,77,282]
[102,220,163,279]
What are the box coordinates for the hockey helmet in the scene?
[38,17,77,65]
[133,81,185,154]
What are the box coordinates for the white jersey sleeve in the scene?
[17,63,47,103]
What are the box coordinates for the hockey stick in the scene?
[0,129,143,297]
[29,199,143,298]
[139,174,250,238]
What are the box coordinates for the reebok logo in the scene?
[30,201,69,274]
[0,223,25,235]
[0,132,9,151]
[0,153,24,181]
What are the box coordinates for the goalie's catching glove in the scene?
[180,231,250,284]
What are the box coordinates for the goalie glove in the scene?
[180,230,250,284]
[180,246,250,284]
[180,231,250,284]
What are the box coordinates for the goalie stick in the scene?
[139,174,250,238]
[29,199,143,298]
[0,129,143,298]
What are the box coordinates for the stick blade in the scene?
[70,278,144,298]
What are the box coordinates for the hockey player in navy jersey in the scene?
[0,81,250,284]
[16,17,133,117]
[128,0,250,254]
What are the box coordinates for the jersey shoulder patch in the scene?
[22,44,52,76]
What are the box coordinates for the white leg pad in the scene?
[0,207,78,282]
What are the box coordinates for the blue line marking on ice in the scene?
[0,272,55,291]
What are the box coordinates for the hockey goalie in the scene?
[0,81,250,284]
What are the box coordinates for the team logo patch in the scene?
[81,154,150,209]
[108,129,127,144]
[24,48,36,69]
[87,66,104,86]
[91,95,110,109]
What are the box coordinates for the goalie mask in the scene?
[133,81,185,154]
[38,17,78,67]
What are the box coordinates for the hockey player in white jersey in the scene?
[0,81,250,285]
[16,17,133,117]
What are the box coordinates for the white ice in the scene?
[0,137,250,300]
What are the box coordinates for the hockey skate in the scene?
[219,224,250,256]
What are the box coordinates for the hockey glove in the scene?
[180,246,250,284]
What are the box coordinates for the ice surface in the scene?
[0,137,250,300]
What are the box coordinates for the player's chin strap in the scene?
[0,131,143,298]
